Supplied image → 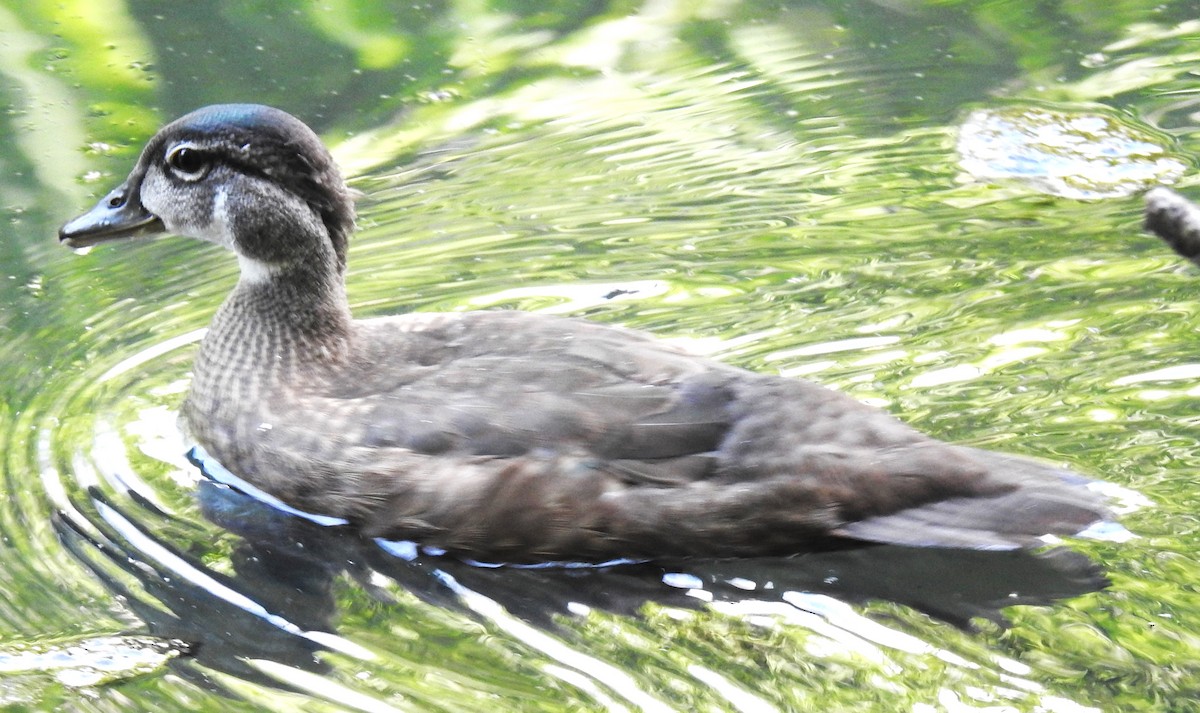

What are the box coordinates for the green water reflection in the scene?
[2,1,1200,711]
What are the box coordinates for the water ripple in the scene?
[7,3,1200,710]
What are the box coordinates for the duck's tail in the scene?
[837,449,1135,549]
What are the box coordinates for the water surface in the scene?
[2,1,1200,711]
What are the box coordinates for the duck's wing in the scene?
[320,311,742,473]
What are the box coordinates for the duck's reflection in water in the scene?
[53,450,1107,706]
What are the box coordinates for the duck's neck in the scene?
[196,249,354,389]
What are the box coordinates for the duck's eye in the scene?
[165,145,211,180]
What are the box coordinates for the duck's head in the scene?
[60,104,355,273]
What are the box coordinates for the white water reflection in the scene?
[0,635,183,688]
[957,106,1185,199]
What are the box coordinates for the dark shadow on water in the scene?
[55,463,1109,696]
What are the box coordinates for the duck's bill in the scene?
[59,183,165,249]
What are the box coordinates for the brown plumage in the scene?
[60,104,1115,563]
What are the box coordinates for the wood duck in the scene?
[60,104,1116,563]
